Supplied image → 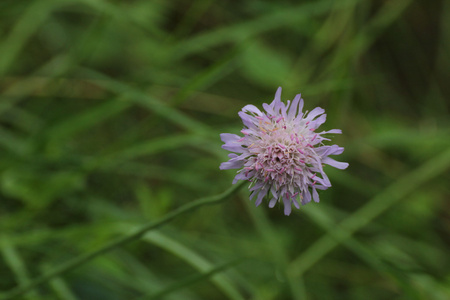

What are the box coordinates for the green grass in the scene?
[0,0,449,299]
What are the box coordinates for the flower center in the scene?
[253,142,307,185]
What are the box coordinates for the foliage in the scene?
[0,0,449,299]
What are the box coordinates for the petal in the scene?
[242,104,263,116]
[298,97,304,116]
[232,171,252,184]
[281,100,290,119]
[262,87,282,115]
[255,189,267,207]
[315,145,344,156]
[287,94,301,121]
[292,198,300,209]
[322,157,349,169]
[312,176,328,187]
[314,145,332,156]
[312,187,320,203]
[220,133,241,143]
[283,197,292,216]
[305,107,325,121]
[294,99,305,122]
[272,87,285,114]
[319,171,331,186]
[274,87,282,103]
[302,190,311,204]
[230,152,252,162]
[222,143,246,153]
[262,102,274,115]
[219,160,244,170]
[270,187,278,199]
[314,184,328,190]
[328,146,344,156]
[309,114,326,129]
[321,129,342,135]
[250,181,264,191]
[221,134,247,152]
[269,197,278,208]
[238,111,257,129]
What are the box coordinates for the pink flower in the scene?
[220,87,348,215]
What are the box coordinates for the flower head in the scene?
[220,87,348,215]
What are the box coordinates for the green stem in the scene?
[0,181,246,300]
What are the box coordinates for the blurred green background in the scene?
[0,0,449,299]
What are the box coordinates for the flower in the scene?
[220,87,348,215]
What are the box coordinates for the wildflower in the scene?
[220,87,348,215]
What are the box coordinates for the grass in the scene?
[0,0,449,299]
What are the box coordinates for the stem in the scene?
[0,181,246,300]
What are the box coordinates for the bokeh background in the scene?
[1,0,449,299]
